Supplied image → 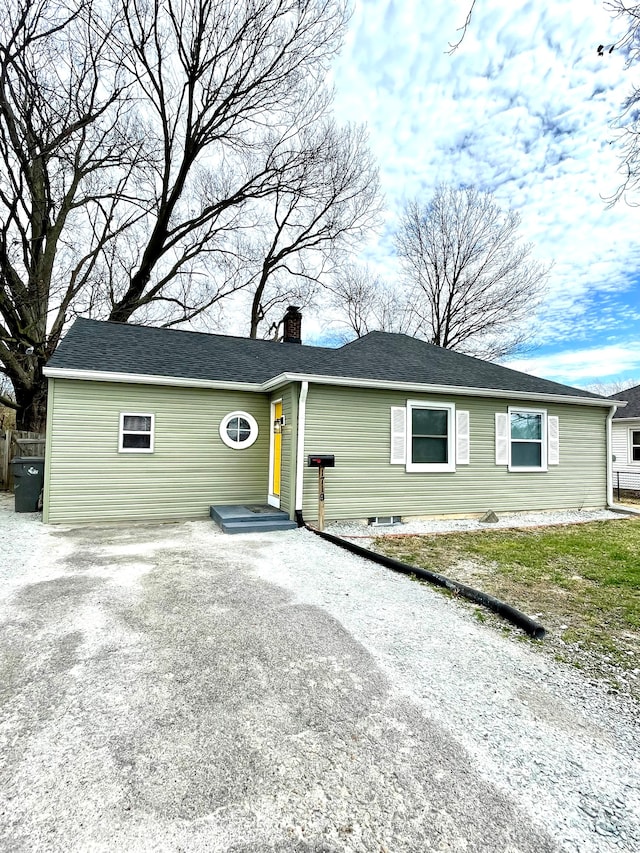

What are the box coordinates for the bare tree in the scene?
[0,0,141,430]
[327,263,410,340]
[0,0,380,430]
[395,185,549,361]
[106,0,354,327]
[244,121,380,338]
[447,0,477,54]
[587,377,640,396]
[0,373,15,428]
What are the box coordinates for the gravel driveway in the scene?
[0,493,638,852]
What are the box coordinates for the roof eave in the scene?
[44,365,620,407]
[263,372,618,407]
[43,366,263,393]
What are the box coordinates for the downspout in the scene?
[294,381,308,525]
[42,377,55,523]
[606,403,618,508]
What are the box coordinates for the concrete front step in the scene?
[210,504,297,534]
[218,518,298,534]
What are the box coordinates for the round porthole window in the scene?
[219,411,259,449]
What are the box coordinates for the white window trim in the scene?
[119,412,155,454]
[629,428,640,466]
[406,400,456,473]
[508,407,547,472]
[219,410,259,450]
[268,398,283,507]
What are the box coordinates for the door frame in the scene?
[268,398,283,508]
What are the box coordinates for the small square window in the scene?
[119,413,154,453]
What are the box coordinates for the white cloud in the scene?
[330,0,640,377]
[505,341,640,384]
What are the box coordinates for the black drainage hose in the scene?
[303,520,546,640]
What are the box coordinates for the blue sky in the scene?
[320,0,640,389]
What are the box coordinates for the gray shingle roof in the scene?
[46,317,607,402]
[611,384,640,418]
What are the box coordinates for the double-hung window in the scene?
[630,430,640,463]
[119,413,154,453]
[391,401,468,472]
[406,401,456,472]
[495,408,558,470]
[509,408,546,471]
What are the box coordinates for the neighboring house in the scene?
[610,384,640,490]
[42,310,620,525]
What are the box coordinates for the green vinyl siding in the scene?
[45,379,270,523]
[301,385,607,522]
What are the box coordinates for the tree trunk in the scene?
[13,371,48,433]
[249,266,270,339]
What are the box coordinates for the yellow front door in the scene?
[273,401,282,498]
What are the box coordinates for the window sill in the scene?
[406,463,456,473]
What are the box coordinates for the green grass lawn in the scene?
[374,519,640,699]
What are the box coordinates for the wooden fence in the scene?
[0,430,46,491]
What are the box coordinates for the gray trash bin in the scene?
[11,456,45,513]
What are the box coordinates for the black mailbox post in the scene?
[307,454,335,530]
[307,454,335,468]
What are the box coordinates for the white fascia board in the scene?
[261,372,618,408]
[44,365,622,409]
[43,367,262,393]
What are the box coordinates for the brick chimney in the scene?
[282,305,302,344]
